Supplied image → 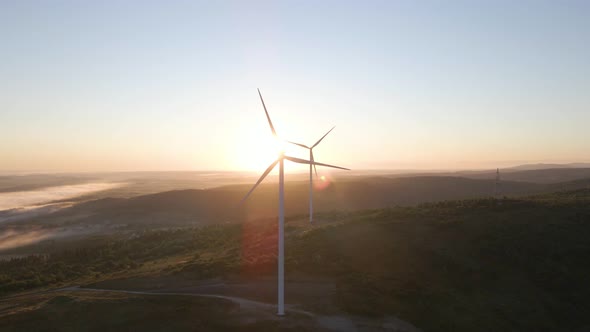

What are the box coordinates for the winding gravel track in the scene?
[60,286,315,317]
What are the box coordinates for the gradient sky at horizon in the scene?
[1,0,589,172]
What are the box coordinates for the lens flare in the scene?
[315,174,332,190]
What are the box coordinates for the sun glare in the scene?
[234,134,286,171]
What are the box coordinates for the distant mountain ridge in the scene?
[372,166,590,185]
[9,174,590,229]
[506,163,590,171]
[460,168,590,184]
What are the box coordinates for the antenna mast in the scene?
[494,168,501,198]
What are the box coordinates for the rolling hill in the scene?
[1,189,590,331]
[6,175,590,230]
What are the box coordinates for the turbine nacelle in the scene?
[286,126,336,179]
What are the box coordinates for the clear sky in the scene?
[1,0,588,172]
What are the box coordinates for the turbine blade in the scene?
[287,141,309,149]
[312,160,350,171]
[240,159,279,204]
[312,126,335,148]
[284,156,350,171]
[257,88,277,136]
[284,155,312,165]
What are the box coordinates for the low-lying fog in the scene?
[0,182,123,211]
[0,171,258,218]
[0,172,262,251]
[0,182,125,223]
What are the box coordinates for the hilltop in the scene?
[1,189,590,331]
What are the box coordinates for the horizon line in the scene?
[2,161,590,176]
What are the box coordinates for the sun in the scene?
[234,133,286,171]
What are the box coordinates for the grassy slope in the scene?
[2,189,590,331]
[289,194,590,331]
[0,291,322,332]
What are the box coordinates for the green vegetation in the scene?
[2,189,590,331]
[288,191,590,331]
[0,225,243,293]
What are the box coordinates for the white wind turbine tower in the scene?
[287,126,336,224]
[240,89,349,316]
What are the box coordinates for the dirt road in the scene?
[57,285,420,332]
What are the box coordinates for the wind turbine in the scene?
[287,127,336,224]
[240,89,348,316]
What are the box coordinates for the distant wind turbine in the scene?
[287,126,336,224]
[240,89,349,316]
